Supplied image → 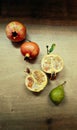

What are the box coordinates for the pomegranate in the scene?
[20,41,40,60]
[5,21,26,42]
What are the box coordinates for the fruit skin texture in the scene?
[49,84,65,105]
[20,41,40,59]
[5,21,26,42]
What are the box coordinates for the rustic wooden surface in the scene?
[0,19,77,130]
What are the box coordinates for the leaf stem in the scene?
[46,45,49,54]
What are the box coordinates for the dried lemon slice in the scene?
[41,54,64,74]
[25,69,48,92]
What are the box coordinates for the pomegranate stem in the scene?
[24,53,30,60]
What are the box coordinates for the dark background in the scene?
[0,0,77,20]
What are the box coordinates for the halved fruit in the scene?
[41,54,64,75]
[25,69,48,92]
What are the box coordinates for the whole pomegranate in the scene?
[5,21,26,42]
[20,41,40,60]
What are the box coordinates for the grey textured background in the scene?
[0,19,77,129]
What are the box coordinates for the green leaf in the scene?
[49,44,56,53]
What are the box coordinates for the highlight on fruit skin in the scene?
[41,53,64,79]
[5,21,26,42]
[20,41,40,60]
[25,69,48,92]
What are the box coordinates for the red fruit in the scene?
[20,41,40,59]
[5,21,26,42]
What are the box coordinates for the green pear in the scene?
[49,81,66,105]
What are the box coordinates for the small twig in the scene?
[26,38,31,42]
[61,81,66,86]
[46,45,49,54]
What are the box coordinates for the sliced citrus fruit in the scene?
[41,54,64,74]
[25,69,48,92]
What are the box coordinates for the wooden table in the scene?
[0,18,77,130]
